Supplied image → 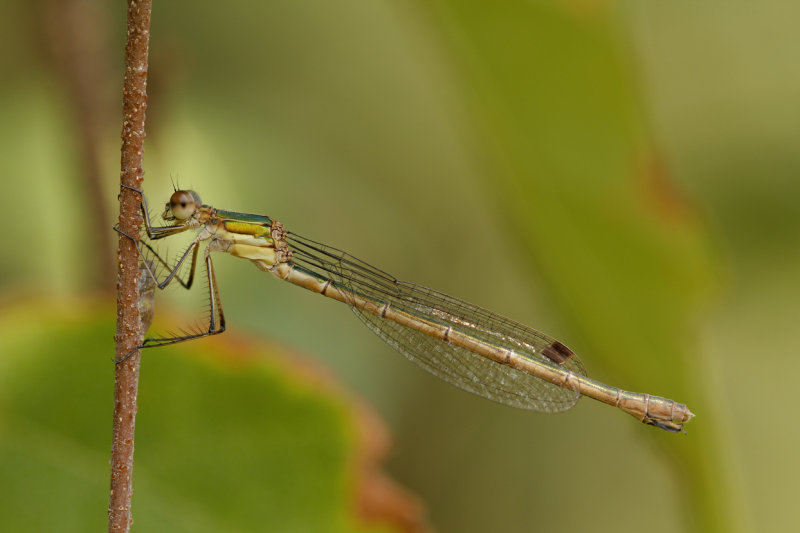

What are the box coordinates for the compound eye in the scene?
[169,190,196,220]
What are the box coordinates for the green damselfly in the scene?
[116,187,694,432]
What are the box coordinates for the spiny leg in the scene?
[136,233,199,289]
[116,249,226,364]
[112,236,201,364]
[115,225,200,290]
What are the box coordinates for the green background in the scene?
[2,1,798,532]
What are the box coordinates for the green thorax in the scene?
[215,209,273,240]
[215,209,273,225]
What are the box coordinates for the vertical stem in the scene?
[109,1,152,532]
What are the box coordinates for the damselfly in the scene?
[116,187,694,432]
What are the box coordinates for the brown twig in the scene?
[109,1,152,532]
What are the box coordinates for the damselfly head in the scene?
[163,190,202,222]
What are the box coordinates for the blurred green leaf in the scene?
[424,1,729,531]
[0,300,401,533]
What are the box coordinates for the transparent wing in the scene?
[287,234,587,413]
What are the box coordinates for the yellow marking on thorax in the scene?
[214,220,272,247]
[224,220,270,237]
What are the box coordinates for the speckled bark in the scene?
[109,1,151,531]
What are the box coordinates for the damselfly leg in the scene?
[115,185,225,363]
